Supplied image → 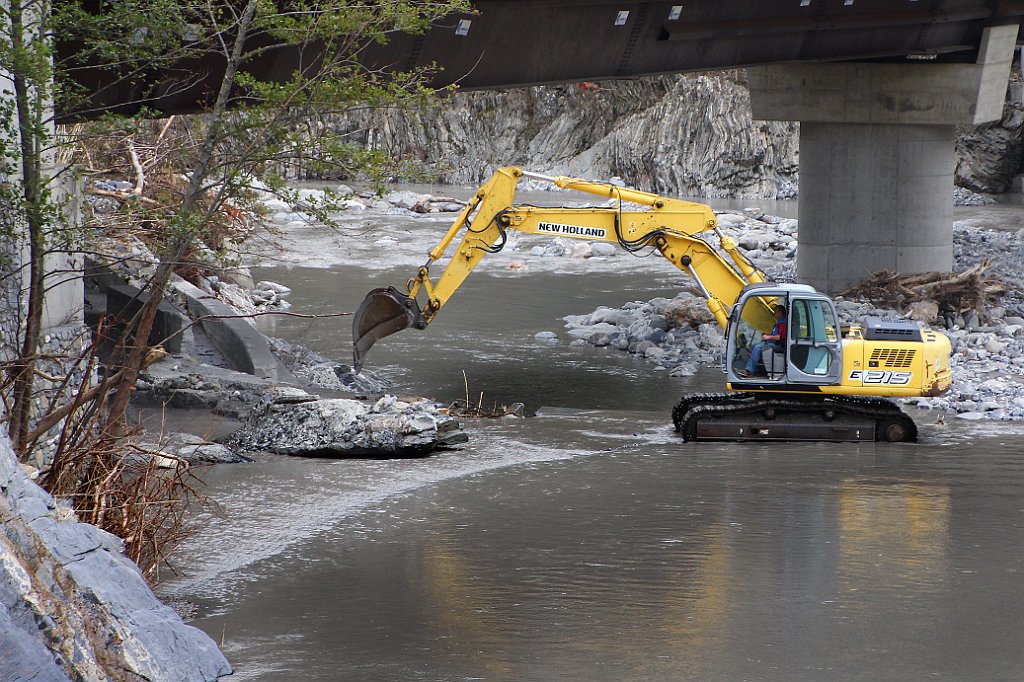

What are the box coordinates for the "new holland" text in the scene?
[537,222,607,239]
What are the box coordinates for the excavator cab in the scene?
[726,284,843,387]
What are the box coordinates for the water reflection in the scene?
[170,422,1024,681]
[838,482,951,599]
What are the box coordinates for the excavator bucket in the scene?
[352,286,426,372]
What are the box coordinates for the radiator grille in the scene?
[870,348,916,368]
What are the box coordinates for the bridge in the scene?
[65,1,1024,292]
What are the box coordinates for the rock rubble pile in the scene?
[225,392,467,457]
[134,333,470,459]
[86,199,468,459]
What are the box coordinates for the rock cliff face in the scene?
[956,67,1024,194]
[331,69,1024,198]
[0,434,230,682]
[336,71,800,199]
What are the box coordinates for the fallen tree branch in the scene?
[841,261,1006,318]
[88,188,160,207]
[24,367,128,445]
[128,137,145,195]
[191,308,353,322]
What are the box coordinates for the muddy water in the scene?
[160,204,1024,681]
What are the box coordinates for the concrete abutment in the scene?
[749,25,1019,293]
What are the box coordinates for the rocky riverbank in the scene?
[0,433,231,681]
[248,179,1024,422]
[120,165,1024,430]
[0,181,484,681]
[9,58,1024,681]
[84,192,473,461]
[7,190,1015,681]
[560,210,1024,421]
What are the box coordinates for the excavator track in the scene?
[673,393,917,443]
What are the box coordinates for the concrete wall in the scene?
[173,279,280,380]
[2,0,87,458]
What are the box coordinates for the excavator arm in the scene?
[353,166,773,371]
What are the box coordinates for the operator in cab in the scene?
[740,304,787,378]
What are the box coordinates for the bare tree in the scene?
[2,0,468,576]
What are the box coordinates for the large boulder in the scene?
[383,190,428,210]
[225,394,467,457]
[0,435,230,681]
[906,300,940,325]
[664,293,715,329]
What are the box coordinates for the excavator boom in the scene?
[353,167,767,367]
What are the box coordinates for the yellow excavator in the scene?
[353,167,952,442]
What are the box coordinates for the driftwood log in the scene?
[410,196,467,213]
[840,260,1007,319]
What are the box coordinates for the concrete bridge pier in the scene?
[749,25,1019,294]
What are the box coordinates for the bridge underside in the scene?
[64,1,1024,117]
[365,0,1024,90]
[60,2,1024,293]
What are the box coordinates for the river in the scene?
[158,187,1024,681]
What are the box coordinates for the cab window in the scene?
[790,299,838,375]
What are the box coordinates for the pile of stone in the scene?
[205,278,293,317]
[714,209,800,283]
[225,392,467,457]
[87,232,292,320]
[137,352,468,458]
[954,186,997,206]
[561,292,722,379]
[560,209,1024,421]
[953,221,1024,313]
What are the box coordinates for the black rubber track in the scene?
[672,392,918,443]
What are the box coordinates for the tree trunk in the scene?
[101,0,260,434]
[6,0,51,456]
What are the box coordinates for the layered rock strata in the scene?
[327,72,800,199]
[321,69,1024,198]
